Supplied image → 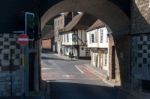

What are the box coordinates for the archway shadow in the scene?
[41,80,137,99]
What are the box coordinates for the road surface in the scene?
[41,52,137,99]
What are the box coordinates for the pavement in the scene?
[41,52,138,99]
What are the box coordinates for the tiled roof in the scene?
[59,13,97,33]
[41,25,54,39]
[86,19,105,32]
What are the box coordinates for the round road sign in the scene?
[18,34,29,46]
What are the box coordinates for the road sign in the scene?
[18,34,29,46]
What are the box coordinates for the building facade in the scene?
[62,30,90,58]
[54,12,72,54]
[60,13,96,58]
[87,20,110,78]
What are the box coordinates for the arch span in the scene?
[41,0,130,34]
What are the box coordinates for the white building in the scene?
[87,20,110,77]
[60,13,96,58]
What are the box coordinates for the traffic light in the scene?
[25,12,39,40]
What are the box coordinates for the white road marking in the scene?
[75,65,84,74]
[41,68,53,70]
[62,75,71,78]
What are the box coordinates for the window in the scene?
[95,30,98,42]
[67,34,69,42]
[104,52,108,66]
[91,34,95,43]
[100,29,103,43]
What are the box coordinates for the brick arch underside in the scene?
[41,0,130,34]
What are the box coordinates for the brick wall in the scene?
[42,39,51,49]
[0,33,24,96]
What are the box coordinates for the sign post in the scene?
[18,12,35,96]
[17,34,29,96]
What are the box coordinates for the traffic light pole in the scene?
[23,45,29,96]
[24,12,30,96]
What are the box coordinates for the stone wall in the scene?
[0,33,24,96]
[131,34,150,90]
[131,0,150,34]
[131,0,150,91]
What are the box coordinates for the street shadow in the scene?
[41,80,137,99]
[42,48,53,53]
[78,57,91,60]
[41,56,77,61]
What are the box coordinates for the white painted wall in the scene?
[62,32,74,45]
[87,27,109,48]
[62,29,89,57]
[62,30,87,46]
[98,27,109,48]
[91,50,109,76]
[87,27,110,76]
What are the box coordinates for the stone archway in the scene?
[41,0,129,35]
[40,0,131,88]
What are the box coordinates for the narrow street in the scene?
[41,52,137,99]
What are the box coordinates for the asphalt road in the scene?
[41,52,137,99]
